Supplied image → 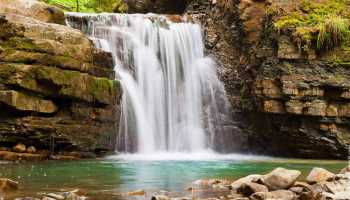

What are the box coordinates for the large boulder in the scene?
[0,0,65,24]
[306,167,335,184]
[261,168,301,190]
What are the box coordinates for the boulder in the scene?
[231,174,263,191]
[306,167,335,184]
[0,0,65,24]
[237,182,268,196]
[261,168,301,190]
[26,146,36,154]
[250,190,296,200]
[0,178,18,191]
[13,143,26,153]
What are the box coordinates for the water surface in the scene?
[0,154,347,199]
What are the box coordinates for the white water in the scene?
[66,13,232,155]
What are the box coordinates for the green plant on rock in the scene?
[317,15,350,50]
[273,0,350,52]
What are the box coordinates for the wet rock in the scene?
[13,143,26,153]
[306,167,335,184]
[261,168,301,190]
[0,178,19,191]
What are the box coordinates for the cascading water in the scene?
[66,13,232,155]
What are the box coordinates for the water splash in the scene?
[66,13,232,154]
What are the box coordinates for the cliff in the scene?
[187,0,350,159]
[0,0,120,160]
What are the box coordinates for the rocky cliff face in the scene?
[187,0,350,159]
[0,0,120,159]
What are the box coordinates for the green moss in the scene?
[273,0,350,52]
[91,78,115,98]
[2,37,41,52]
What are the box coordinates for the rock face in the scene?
[0,0,65,24]
[0,1,120,159]
[125,0,192,14]
[186,0,350,159]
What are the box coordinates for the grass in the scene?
[272,0,350,52]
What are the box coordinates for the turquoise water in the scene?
[0,155,347,199]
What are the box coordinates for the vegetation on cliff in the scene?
[272,0,350,52]
[42,0,127,13]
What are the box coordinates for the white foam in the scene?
[106,150,272,161]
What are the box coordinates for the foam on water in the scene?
[107,151,272,161]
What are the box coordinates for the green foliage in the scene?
[273,0,350,52]
[42,0,127,13]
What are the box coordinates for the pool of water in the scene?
[0,153,348,199]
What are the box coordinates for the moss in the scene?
[2,37,41,52]
[273,0,350,52]
[91,78,115,98]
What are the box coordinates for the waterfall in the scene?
[66,13,232,154]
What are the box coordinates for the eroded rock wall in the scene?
[0,1,120,158]
[187,0,350,159]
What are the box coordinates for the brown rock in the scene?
[263,100,285,113]
[262,168,301,190]
[285,100,303,114]
[127,189,146,196]
[237,182,268,196]
[339,166,350,174]
[304,100,327,116]
[250,190,296,200]
[0,178,18,191]
[0,0,65,24]
[306,168,335,184]
[0,90,57,114]
[0,151,47,161]
[13,143,26,153]
[231,174,263,191]
[26,146,36,154]
[278,36,302,60]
